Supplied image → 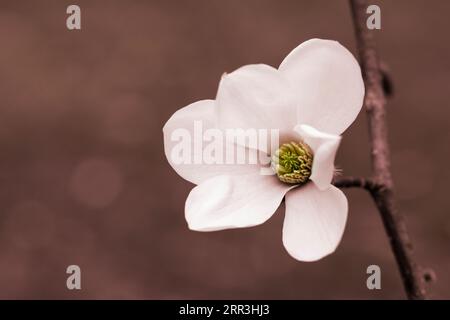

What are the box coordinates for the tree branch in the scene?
[333,176,380,191]
[349,0,427,299]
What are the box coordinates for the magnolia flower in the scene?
[163,39,364,261]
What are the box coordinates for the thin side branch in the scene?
[349,0,427,299]
[333,176,380,192]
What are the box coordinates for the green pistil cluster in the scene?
[271,141,313,184]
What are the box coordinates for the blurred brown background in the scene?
[0,0,448,299]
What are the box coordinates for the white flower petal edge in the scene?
[186,174,296,232]
[216,64,299,151]
[279,38,365,135]
[163,100,260,185]
[282,183,348,262]
[295,124,341,190]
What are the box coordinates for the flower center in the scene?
[271,141,313,184]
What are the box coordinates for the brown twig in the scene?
[333,176,380,191]
[284,1,426,300]
[379,61,394,98]
[345,0,427,299]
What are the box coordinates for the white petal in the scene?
[186,174,295,231]
[163,100,260,185]
[216,64,298,150]
[283,183,348,262]
[279,39,365,135]
[295,124,341,190]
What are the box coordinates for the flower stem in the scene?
[348,0,428,299]
[333,176,380,192]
